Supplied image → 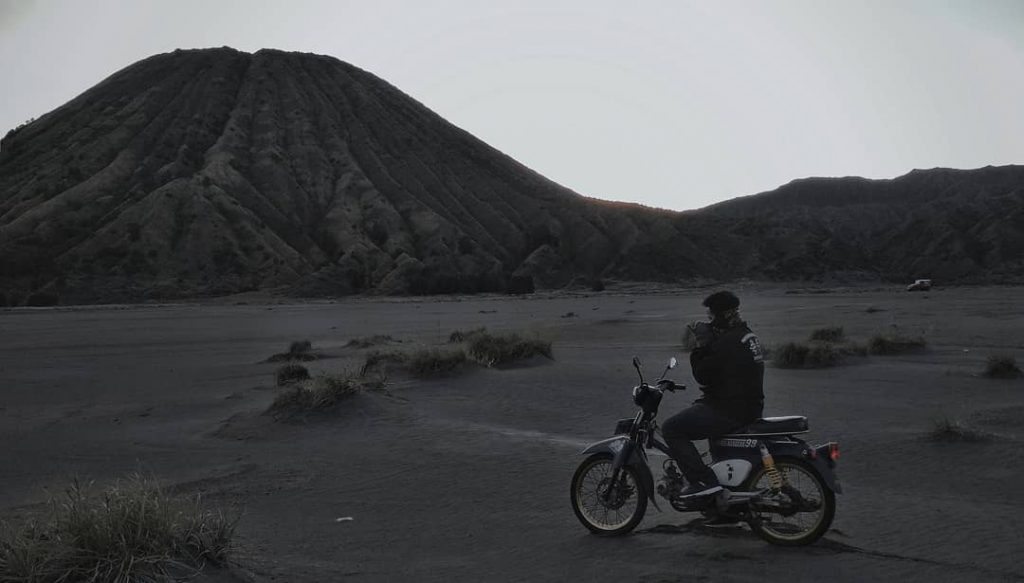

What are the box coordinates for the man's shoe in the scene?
[674,481,723,500]
[702,515,743,529]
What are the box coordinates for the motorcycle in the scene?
[570,357,841,546]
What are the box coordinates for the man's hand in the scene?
[656,379,682,392]
[685,321,714,349]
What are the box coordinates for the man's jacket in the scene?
[689,322,765,423]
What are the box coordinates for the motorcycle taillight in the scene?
[828,442,840,461]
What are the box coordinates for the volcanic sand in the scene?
[2,285,1023,582]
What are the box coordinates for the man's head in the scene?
[702,290,741,329]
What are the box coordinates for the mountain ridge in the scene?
[1,48,1021,306]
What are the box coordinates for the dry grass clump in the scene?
[359,350,408,376]
[983,355,1022,379]
[266,339,319,362]
[809,326,845,343]
[448,327,487,343]
[928,418,990,443]
[358,330,552,376]
[275,363,310,386]
[346,335,397,349]
[407,348,468,377]
[0,475,234,582]
[268,371,383,417]
[467,332,552,367]
[868,333,927,355]
[771,342,841,369]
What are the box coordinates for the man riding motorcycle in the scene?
[659,291,766,503]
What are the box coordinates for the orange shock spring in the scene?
[758,442,784,490]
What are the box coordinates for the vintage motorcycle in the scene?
[570,357,841,546]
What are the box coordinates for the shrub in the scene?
[268,372,373,416]
[359,350,407,376]
[0,475,235,582]
[840,343,868,357]
[266,340,318,362]
[809,326,845,343]
[448,327,487,343]
[772,343,808,368]
[868,333,927,355]
[407,349,468,378]
[771,342,841,369]
[928,418,990,443]
[467,332,552,367]
[346,335,396,349]
[275,363,310,386]
[983,355,1022,379]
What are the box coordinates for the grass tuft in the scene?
[448,327,487,344]
[983,354,1022,379]
[268,371,384,417]
[407,349,468,378]
[266,339,318,362]
[868,333,927,355]
[809,326,845,343]
[0,475,235,582]
[275,363,310,386]
[359,350,408,376]
[346,335,397,349]
[771,342,841,368]
[928,418,990,443]
[467,332,552,367]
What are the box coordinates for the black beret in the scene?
[702,290,740,314]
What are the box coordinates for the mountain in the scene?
[695,165,1024,283]
[0,48,1021,305]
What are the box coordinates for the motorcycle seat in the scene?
[722,416,809,437]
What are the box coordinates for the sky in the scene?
[1,1,1023,211]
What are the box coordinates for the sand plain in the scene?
[2,285,1023,582]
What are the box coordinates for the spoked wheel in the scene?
[744,459,835,546]
[570,453,648,536]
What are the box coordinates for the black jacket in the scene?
[690,322,765,423]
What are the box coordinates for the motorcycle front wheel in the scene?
[570,453,647,536]
[744,458,835,546]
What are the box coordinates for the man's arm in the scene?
[690,346,727,389]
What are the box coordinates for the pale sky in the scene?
[2,0,1022,210]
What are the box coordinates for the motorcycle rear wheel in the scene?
[744,458,835,546]
[570,453,647,536]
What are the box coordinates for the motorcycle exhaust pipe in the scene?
[718,489,767,506]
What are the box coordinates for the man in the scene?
[659,290,765,500]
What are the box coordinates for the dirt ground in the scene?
[2,284,1023,582]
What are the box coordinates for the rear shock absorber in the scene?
[758,442,784,490]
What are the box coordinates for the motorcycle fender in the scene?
[806,456,843,494]
[580,436,660,509]
[580,435,630,457]
[772,453,842,495]
[765,441,843,495]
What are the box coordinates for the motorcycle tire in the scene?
[743,457,835,546]
[570,453,648,536]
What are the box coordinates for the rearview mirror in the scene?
[668,357,677,369]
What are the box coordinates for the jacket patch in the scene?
[741,333,764,362]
